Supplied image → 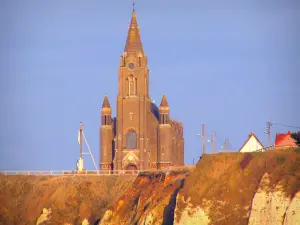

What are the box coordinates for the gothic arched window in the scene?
[128,75,137,96]
[126,130,137,149]
[125,77,129,95]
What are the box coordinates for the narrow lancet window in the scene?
[128,75,137,96]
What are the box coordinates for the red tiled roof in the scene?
[275,131,296,146]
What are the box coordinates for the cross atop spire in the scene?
[124,6,144,55]
[133,1,135,11]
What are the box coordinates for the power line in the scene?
[271,122,300,130]
[265,121,271,147]
[214,133,234,150]
[205,126,235,150]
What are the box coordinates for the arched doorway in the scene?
[125,164,138,174]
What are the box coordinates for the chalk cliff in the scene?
[1,148,299,225]
[100,149,300,225]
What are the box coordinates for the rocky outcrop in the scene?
[36,208,52,225]
[248,174,292,225]
[174,195,210,225]
[99,150,299,225]
[99,169,190,225]
[81,218,90,225]
[284,192,300,225]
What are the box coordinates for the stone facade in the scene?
[99,9,184,171]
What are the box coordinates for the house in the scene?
[239,132,265,153]
[274,131,297,148]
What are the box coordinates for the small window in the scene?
[128,63,135,70]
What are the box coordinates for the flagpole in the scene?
[80,122,83,159]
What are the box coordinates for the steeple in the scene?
[160,95,169,108]
[102,95,111,108]
[124,8,144,55]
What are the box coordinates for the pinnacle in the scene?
[160,94,169,107]
[102,95,111,108]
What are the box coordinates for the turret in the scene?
[157,95,172,169]
[100,95,114,171]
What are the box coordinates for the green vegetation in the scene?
[291,131,300,144]
[294,147,300,153]
[276,155,287,164]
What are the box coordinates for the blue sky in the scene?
[0,0,299,170]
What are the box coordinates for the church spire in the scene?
[124,7,144,55]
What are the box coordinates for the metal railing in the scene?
[0,166,195,176]
[254,145,275,152]
[0,170,140,176]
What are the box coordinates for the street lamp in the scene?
[197,133,206,154]
[197,133,215,153]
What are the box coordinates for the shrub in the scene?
[293,147,300,153]
[288,159,300,174]
[239,154,252,170]
[276,155,286,164]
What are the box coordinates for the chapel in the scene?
[99,9,184,171]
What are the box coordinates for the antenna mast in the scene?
[77,122,99,173]
[77,122,85,172]
[224,138,228,152]
[80,122,83,159]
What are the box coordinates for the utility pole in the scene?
[202,124,206,154]
[77,121,84,173]
[80,122,83,159]
[224,138,228,152]
[212,132,215,153]
[266,121,271,148]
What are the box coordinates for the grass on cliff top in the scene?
[0,175,136,225]
[140,166,193,176]
[178,147,300,225]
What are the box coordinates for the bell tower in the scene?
[158,95,172,169]
[100,95,114,171]
[114,9,151,170]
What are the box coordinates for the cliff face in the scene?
[100,149,300,225]
[1,148,299,225]
[99,169,190,225]
[0,175,136,225]
[175,150,300,225]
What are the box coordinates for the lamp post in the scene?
[197,131,216,154]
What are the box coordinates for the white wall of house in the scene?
[240,135,264,153]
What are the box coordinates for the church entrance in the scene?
[125,164,138,174]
